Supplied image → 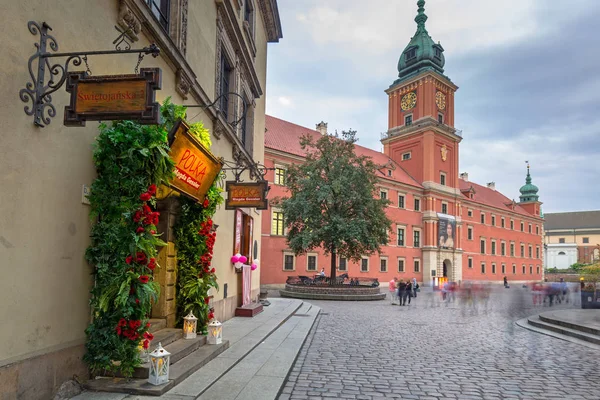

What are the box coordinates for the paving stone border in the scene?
[280,285,386,301]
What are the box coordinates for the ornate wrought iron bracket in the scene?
[220,159,276,183]
[184,92,248,128]
[19,21,161,127]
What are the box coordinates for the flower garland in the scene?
[84,102,176,377]
[173,182,223,335]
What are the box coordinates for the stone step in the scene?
[130,335,206,378]
[539,314,600,336]
[147,318,167,334]
[294,302,313,315]
[527,317,600,346]
[84,340,229,397]
[151,328,183,347]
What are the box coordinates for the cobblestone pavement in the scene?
[278,287,600,400]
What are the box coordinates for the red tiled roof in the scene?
[459,179,535,217]
[265,115,422,188]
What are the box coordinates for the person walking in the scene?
[403,279,413,306]
[503,276,509,288]
[412,278,419,298]
[389,277,398,305]
[397,280,406,306]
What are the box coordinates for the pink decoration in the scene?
[251,263,258,271]
[231,255,240,264]
[239,255,248,264]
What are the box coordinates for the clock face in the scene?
[401,92,417,111]
[435,91,446,110]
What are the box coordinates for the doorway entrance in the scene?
[234,209,253,307]
[443,259,452,278]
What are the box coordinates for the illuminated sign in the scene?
[225,181,269,210]
[167,120,223,203]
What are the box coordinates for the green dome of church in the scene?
[519,165,539,203]
[395,0,446,84]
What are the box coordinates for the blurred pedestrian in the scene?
[389,277,398,305]
[412,278,419,298]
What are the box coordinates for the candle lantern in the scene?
[148,342,170,386]
[183,312,198,339]
[207,320,223,345]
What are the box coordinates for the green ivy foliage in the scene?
[84,99,184,376]
[174,179,223,335]
[84,98,223,376]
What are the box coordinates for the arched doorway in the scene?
[443,259,452,278]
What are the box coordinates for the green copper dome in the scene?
[519,165,539,203]
[394,0,447,85]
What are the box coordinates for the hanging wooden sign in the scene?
[225,181,269,210]
[167,119,223,203]
[63,68,161,126]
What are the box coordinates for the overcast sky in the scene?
[265,0,600,214]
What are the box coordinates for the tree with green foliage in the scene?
[280,130,392,283]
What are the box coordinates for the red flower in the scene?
[118,318,127,327]
[125,255,133,265]
[133,210,143,222]
[144,332,154,341]
[150,230,156,235]
[146,322,151,328]
[211,268,215,273]
[140,192,151,202]
[135,298,140,304]
[148,258,156,271]
[139,275,150,284]
[136,252,147,264]
[116,326,122,335]
[205,297,210,304]
[143,339,150,349]
[203,198,209,208]
[142,205,152,214]
[208,312,215,320]
[148,184,157,195]
[136,227,145,234]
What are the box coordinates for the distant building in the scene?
[544,211,600,268]
[260,0,543,287]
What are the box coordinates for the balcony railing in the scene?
[381,119,463,140]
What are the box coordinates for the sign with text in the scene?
[225,181,269,210]
[437,213,456,249]
[64,68,161,126]
[167,120,223,203]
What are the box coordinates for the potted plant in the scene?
[581,265,600,309]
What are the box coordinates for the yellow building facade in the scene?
[0,1,281,398]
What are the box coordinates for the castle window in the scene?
[405,115,413,126]
[146,0,170,31]
[405,48,416,60]
[438,113,444,124]
[402,152,411,161]
[434,47,442,59]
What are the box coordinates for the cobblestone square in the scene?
[279,287,600,400]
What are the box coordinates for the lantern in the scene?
[183,312,198,339]
[207,320,222,345]
[148,342,170,386]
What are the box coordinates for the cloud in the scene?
[277,96,293,107]
[266,0,600,212]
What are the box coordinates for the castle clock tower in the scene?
[382,0,463,283]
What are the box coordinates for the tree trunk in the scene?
[330,245,337,286]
